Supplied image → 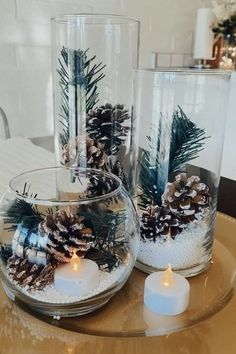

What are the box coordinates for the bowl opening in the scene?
[8,167,123,205]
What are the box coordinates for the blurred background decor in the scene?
[212,0,236,69]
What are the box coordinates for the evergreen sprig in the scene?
[138,106,209,207]
[0,183,43,231]
[79,208,126,253]
[83,209,128,270]
[58,47,106,147]
[169,106,209,173]
[138,148,162,207]
[0,244,13,265]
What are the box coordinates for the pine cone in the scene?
[111,160,128,189]
[87,103,130,155]
[87,173,118,198]
[140,204,185,241]
[38,211,95,263]
[62,136,106,168]
[162,173,210,223]
[7,255,56,290]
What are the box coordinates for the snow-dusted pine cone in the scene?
[38,211,95,263]
[140,204,185,241]
[87,103,130,155]
[7,255,56,290]
[111,160,128,189]
[162,173,210,223]
[62,136,106,168]
[87,173,118,198]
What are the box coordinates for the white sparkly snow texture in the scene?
[18,263,130,304]
[138,222,209,269]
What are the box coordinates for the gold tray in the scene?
[1,213,236,353]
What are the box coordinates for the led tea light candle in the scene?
[54,252,100,297]
[144,265,190,316]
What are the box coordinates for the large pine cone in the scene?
[87,103,130,155]
[39,211,95,263]
[110,160,128,190]
[162,173,210,223]
[140,204,185,242]
[7,255,56,290]
[62,136,106,168]
[87,173,119,198]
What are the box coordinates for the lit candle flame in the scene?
[71,251,80,271]
[162,264,174,287]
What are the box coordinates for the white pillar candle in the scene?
[54,254,100,297]
[144,265,190,316]
[193,8,215,60]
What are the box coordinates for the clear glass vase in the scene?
[51,14,140,194]
[134,69,230,277]
[0,167,139,317]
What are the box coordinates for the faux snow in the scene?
[138,221,210,269]
[15,263,130,304]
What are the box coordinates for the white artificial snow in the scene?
[16,263,129,304]
[138,221,209,269]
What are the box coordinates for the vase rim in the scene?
[51,13,140,26]
[8,166,123,206]
[135,68,232,77]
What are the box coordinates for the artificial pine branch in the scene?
[138,116,170,206]
[169,106,209,173]
[58,47,106,147]
[0,183,43,231]
[138,106,209,208]
[79,208,126,253]
[138,148,162,207]
[0,244,13,265]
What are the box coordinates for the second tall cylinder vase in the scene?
[134,69,230,277]
[52,14,140,194]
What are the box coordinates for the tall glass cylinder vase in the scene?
[51,14,140,193]
[134,69,230,277]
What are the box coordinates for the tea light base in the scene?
[54,259,100,297]
[144,271,190,316]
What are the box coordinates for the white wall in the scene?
[0,0,234,179]
[0,0,215,138]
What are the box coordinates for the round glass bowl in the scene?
[0,167,140,317]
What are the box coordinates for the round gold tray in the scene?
[1,213,236,353]
[4,213,236,336]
